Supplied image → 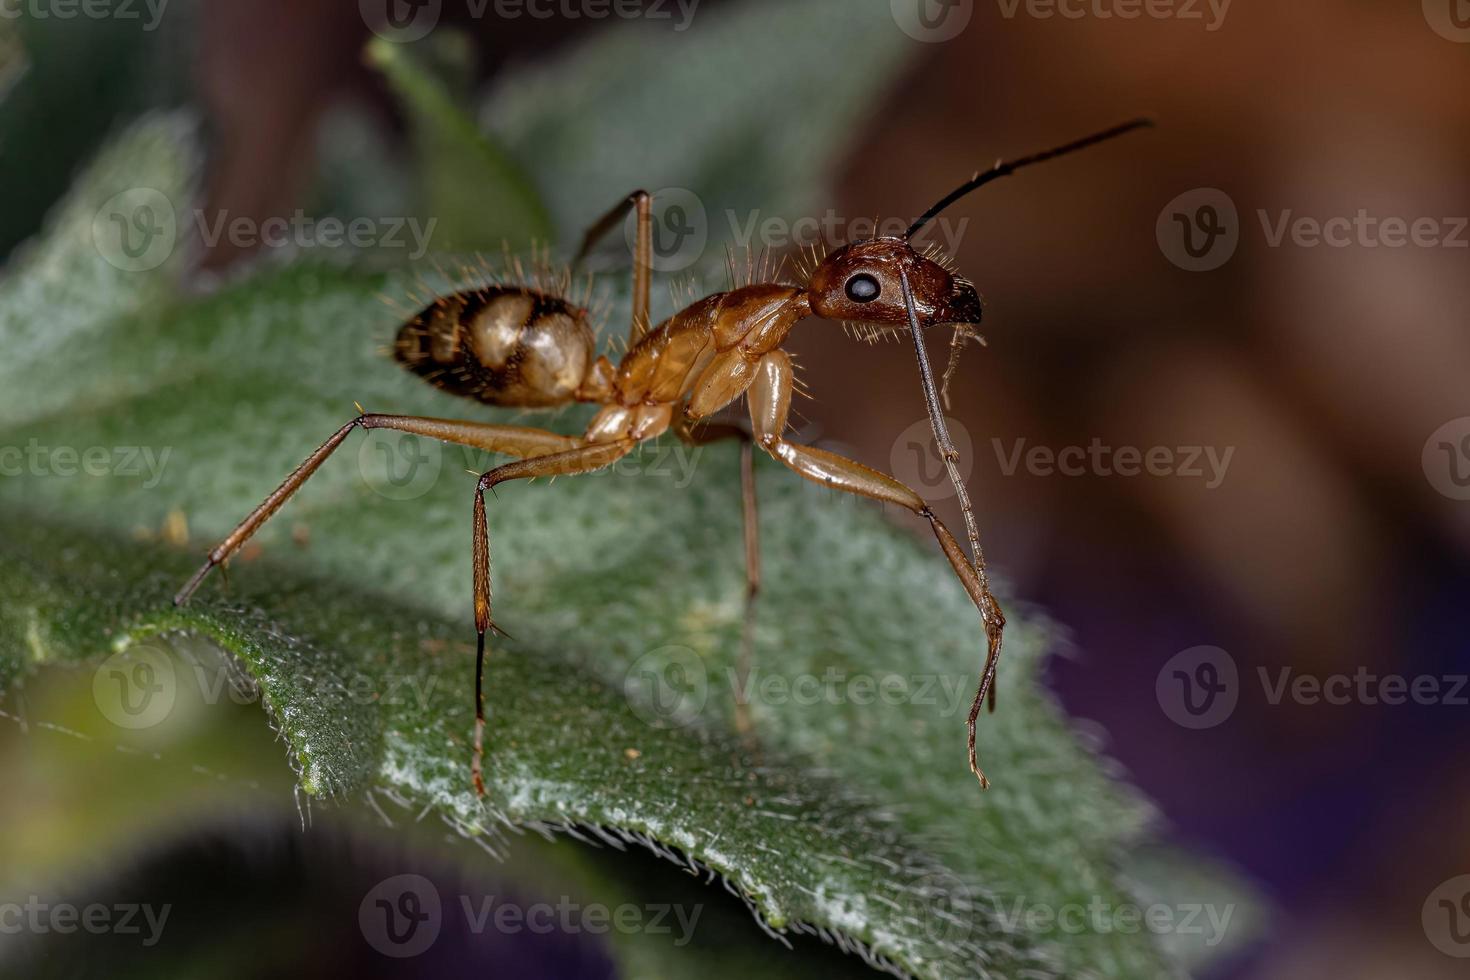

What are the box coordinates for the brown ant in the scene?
[174,119,1151,797]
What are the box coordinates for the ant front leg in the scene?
[745,350,1006,788]
[468,439,636,796]
[573,189,652,346]
[673,413,760,736]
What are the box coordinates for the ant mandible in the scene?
[174,119,1152,797]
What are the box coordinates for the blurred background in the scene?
[2,0,1469,977]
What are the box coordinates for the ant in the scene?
[174,119,1151,797]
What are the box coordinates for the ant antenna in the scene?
[905,118,1154,241]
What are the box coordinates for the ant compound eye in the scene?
[845,273,881,303]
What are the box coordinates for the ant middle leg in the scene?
[744,350,1005,788]
[572,189,652,346]
[468,439,637,795]
[673,414,760,735]
[174,414,584,605]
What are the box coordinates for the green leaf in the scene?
[0,647,864,980]
[0,4,1256,976]
[366,34,553,252]
[0,1,196,260]
[482,0,913,244]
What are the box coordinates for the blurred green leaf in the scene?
[0,1,196,261]
[366,34,553,252]
[482,0,913,248]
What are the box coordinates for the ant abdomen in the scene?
[394,287,608,407]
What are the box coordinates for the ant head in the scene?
[806,238,982,329]
[804,119,1153,334]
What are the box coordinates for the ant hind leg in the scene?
[173,414,583,605]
